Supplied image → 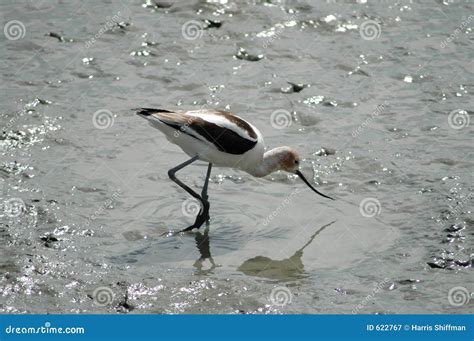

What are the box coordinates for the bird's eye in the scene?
[295,160,299,165]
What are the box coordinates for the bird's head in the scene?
[278,147,301,173]
[275,147,334,201]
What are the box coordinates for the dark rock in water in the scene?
[36,98,52,105]
[334,287,348,295]
[281,82,309,93]
[40,234,59,243]
[115,22,131,31]
[289,82,306,92]
[154,0,174,8]
[314,147,336,156]
[418,187,432,193]
[40,234,59,248]
[427,261,445,269]
[368,180,381,186]
[323,100,338,107]
[397,279,420,285]
[141,40,158,46]
[427,253,474,270]
[454,259,471,268]
[204,19,222,29]
[235,48,263,62]
[427,257,459,270]
[444,224,464,232]
[143,0,173,9]
[47,32,65,42]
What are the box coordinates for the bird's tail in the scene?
[134,108,174,116]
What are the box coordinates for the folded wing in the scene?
[140,109,258,155]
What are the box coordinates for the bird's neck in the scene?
[246,147,287,177]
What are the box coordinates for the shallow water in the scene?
[0,0,473,314]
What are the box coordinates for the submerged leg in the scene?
[199,163,212,224]
[167,156,209,232]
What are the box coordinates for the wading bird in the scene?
[136,108,333,232]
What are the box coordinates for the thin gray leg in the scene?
[167,155,209,232]
[168,155,201,202]
[201,163,213,201]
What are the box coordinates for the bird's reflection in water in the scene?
[238,221,335,281]
[193,224,219,274]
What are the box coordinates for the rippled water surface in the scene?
[1,0,473,314]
